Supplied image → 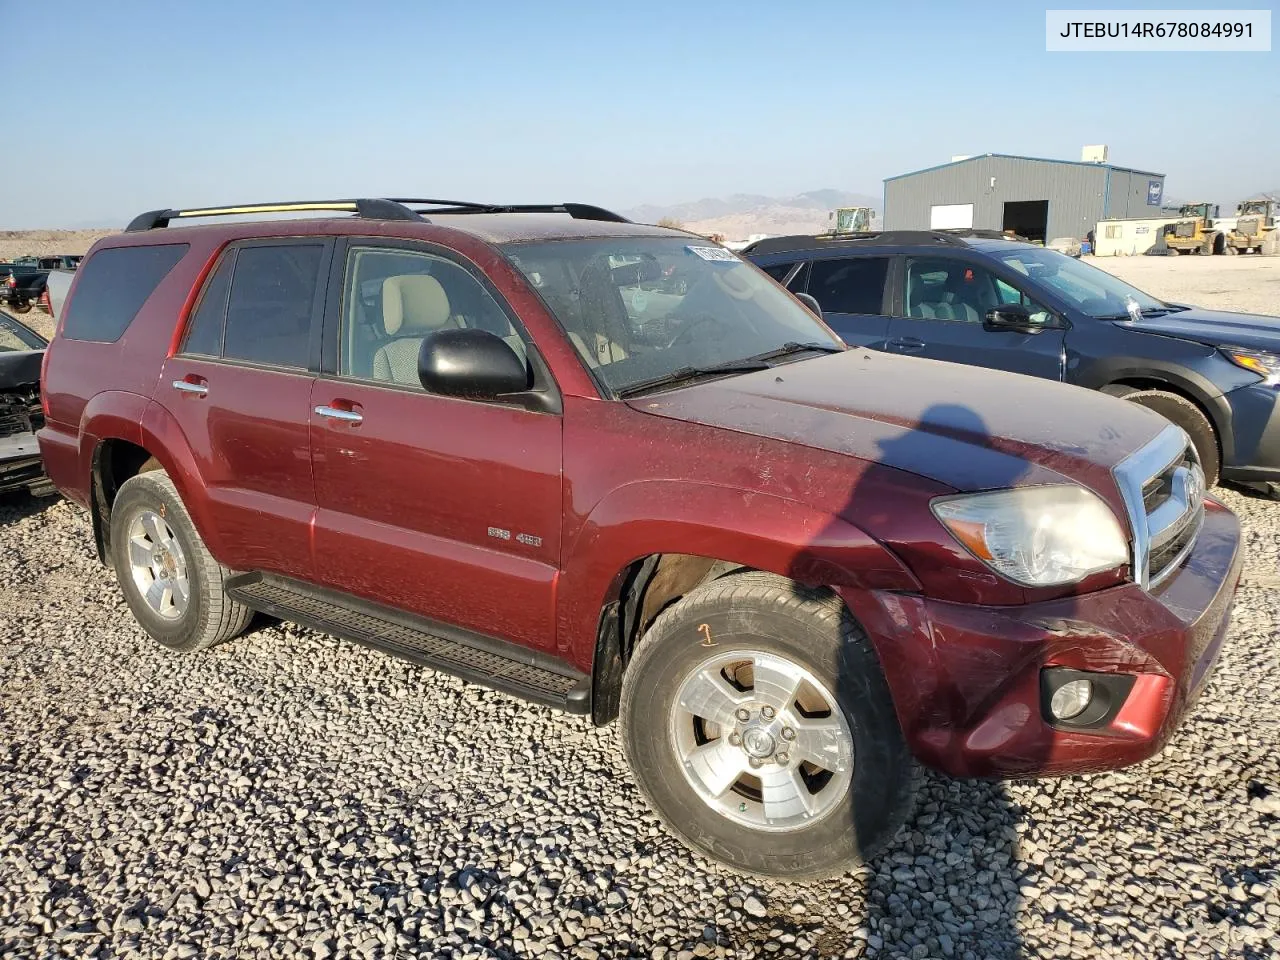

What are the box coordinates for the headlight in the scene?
[932,485,1128,587]
[1222,347,1280,385]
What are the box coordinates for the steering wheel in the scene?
[666,313,720,350]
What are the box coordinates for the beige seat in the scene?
[373,275,456,385]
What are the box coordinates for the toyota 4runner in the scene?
[39,198,1242,878]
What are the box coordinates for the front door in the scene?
[158,239,329,580]
[309,241,563,652]
[886,256,1066,380]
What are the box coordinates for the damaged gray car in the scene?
[0,311,52,496]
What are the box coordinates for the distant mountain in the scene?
[625,189,881,240]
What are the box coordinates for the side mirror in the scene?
[984,303,1047,333]
[418,328,531,399]
[794,292,823,318]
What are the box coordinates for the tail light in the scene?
[40,340,52,419]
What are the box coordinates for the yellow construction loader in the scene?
[1227,198,1276,254]
[1162,202,1225,255]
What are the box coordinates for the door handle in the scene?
[172,379,208,396]
[315,405,363,424]
[888,337,925,353]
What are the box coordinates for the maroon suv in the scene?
[38,198,1241,878]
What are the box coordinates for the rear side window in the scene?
[61,244,188,342]
[809,257,890,315]
[222,244,323,369]
[761,262,795,283]
[181,252,233,357]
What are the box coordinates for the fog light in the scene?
[1050,679,1093,720]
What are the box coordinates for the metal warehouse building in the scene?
[883,152,1166,244]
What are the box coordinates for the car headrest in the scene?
[383,275,451,336]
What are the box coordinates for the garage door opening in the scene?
[1002,200,1048,243]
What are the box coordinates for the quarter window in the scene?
[222,244,323,369]
[808,257,889,315]
[61,244,188,342]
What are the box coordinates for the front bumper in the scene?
[844,498,1242,778]
[1221,381,1280,483]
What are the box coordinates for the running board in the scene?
[225,573,590,713]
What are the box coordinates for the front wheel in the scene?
[1106,387,1220,486]
[619,573,914,879]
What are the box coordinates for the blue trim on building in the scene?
[884,153,1165,182]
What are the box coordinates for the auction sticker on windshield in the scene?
[687,246,739,262]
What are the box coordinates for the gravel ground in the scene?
[2,257,1280,960]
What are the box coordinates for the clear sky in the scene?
[5,0,1276,228]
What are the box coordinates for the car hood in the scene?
[627,350,1168,494]
[1121,308,1280,352]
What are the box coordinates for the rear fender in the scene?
[136,399,228,562]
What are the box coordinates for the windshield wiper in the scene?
[745,341,846,363]
[616,359,771,398]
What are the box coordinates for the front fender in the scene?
[1075,354,1236,463]
[557,480,919,670]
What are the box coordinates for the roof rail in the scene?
[391,200,630,223]
[126,198,632,232]
[740,230,972,256]
[125,199,422,232]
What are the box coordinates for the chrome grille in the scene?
[1113,425,1205,590]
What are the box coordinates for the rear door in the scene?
[160,239,329,580]
[798,255,894,349]
[308,239,563,652]
[885,255,1066,379]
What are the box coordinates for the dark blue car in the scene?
[745,230,1280,494]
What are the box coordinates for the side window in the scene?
[180,251,233,357]
[993,276,1054,326]
[905,258,991,323]
[222,244,323,369]
[61,243,188,342]
[340,247,527,389]
[808,257,889,315]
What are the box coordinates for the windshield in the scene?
[0,314,45,351]
[996,247,1167,318]
[503,238,841,393]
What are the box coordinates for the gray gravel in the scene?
[1,487,1278,960]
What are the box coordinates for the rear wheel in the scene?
[109,471,253,652]
[619,572,914,879]
[1105,387,1220,486]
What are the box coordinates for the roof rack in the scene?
[125,198,630,232]
[740,228,1027,256]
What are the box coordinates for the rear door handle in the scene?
[315,405,363,424]
[888,337,925,353]
[172,378,208,396]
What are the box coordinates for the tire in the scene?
[619,572,914,879]
[12,299,32,313]
[1106,387,1220,486]
[109,471,253,653]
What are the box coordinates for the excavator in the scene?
[1227,198,1276,254]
